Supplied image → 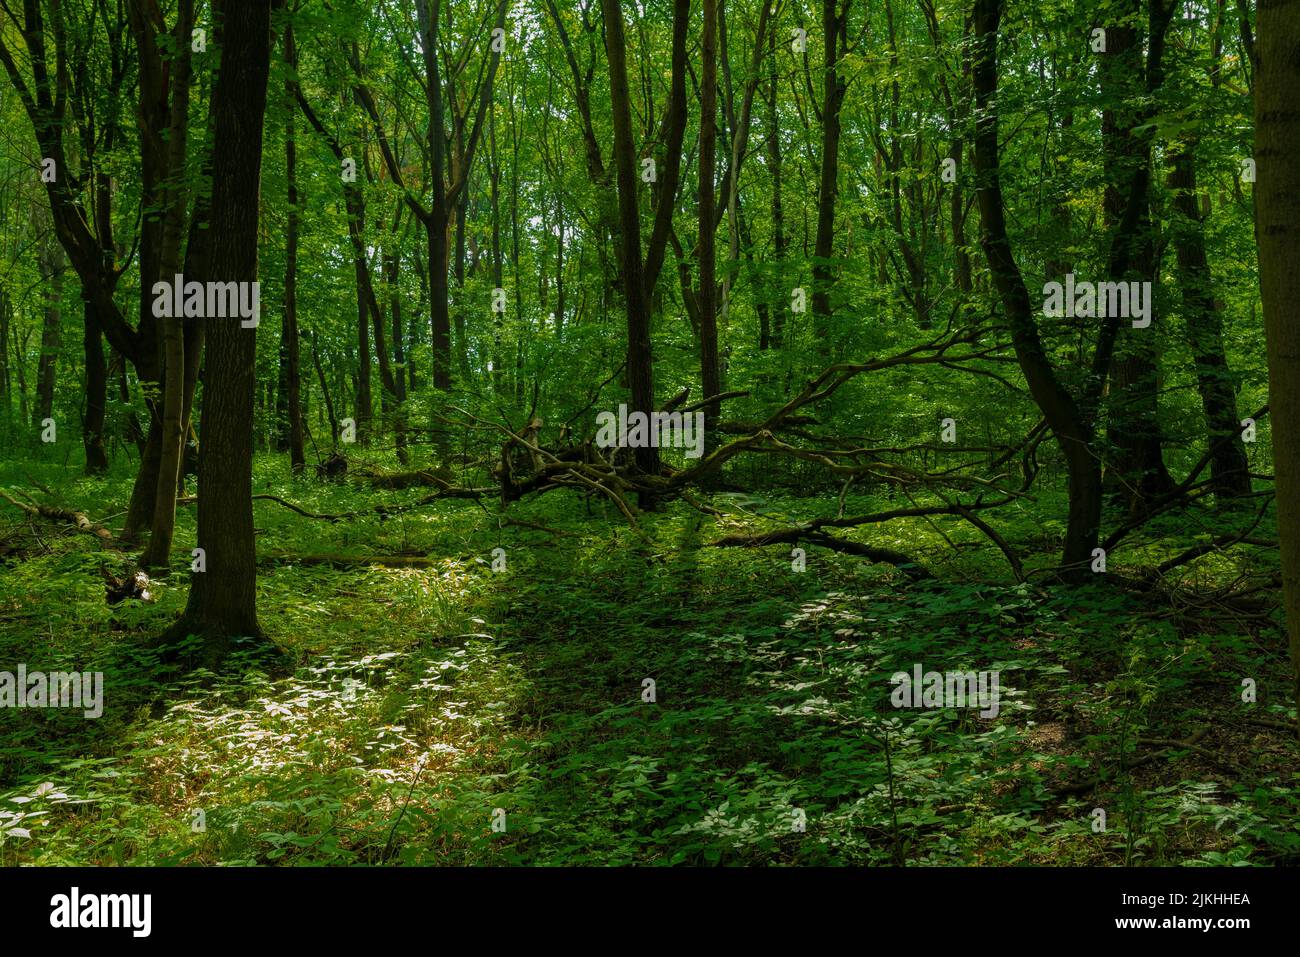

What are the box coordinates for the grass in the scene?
[0,450,1296,866]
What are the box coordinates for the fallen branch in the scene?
[0,489,116,545]
[710,525,931,580]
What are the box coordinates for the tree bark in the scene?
[34,238,63,426]
[1099,0,1173,514]
[812,0,850,353]
[163,0,275,661]
[766,24,786,349]
[602,0,660,481]
[81,295,110,474]
[699,0,722,430]
[1167,138,1250,500]
[139,0,195,572]
[278,22,305,474]
[1254,0,1300,731]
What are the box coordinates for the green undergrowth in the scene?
[0,454,1295,865]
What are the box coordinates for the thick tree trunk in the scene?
[162,0,275,661]
[1254,0,1300,731]
[427,212,452,391]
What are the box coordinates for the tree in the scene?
[162,0,277,662]
[1254,0,1300,731]
[136,0,196,572]
[812,0,851,353]
[0,0,131,475]
[698,0,720,431]
[278,19,306,474]
[972,0,1102,580]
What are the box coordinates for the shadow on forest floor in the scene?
[0,456,1296,865]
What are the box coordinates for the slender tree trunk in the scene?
[972,0,1100,580]
[1099,0,1173,514]
[1167,138,1250,500]
[34,241,63,426]
[601,0,659,481]
[311,328,338,445]
[1254,0,1300,732]
[82,295,110,474]
[11,325,27,423]
[386,243,407,466]
[767,24,786,349]
[454,186,470,380]
[812,0,849,354]
[354,239,373,441]
[490,105,505,393]
[699,0,721,429]
[282,24,305,474]
[0,289,10,427]
[140,0,195,572]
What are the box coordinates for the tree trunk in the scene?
[140,0,195,572]
[162,0,274,661]
[282,24,305,474]
[601,0,659,481]
[1099,0,1174,514]
[972,0,1100,580]
[1254,0,1300,731]
[81,295,110,474]
[812,0,849,354]
[1167,138,1250,501]
[766,24,786,349]
[311,328,338,445]
[385,242,407,465]
[699,0,721,430]
[354,218,373,442]
[34,240,63,426]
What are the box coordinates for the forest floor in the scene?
[0,451,1296,866]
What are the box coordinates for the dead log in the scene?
[0,489,115,545]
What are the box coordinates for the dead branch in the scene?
[0,489,116,545]
[709,524,932,580]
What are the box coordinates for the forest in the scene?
[0,0,1297,870]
